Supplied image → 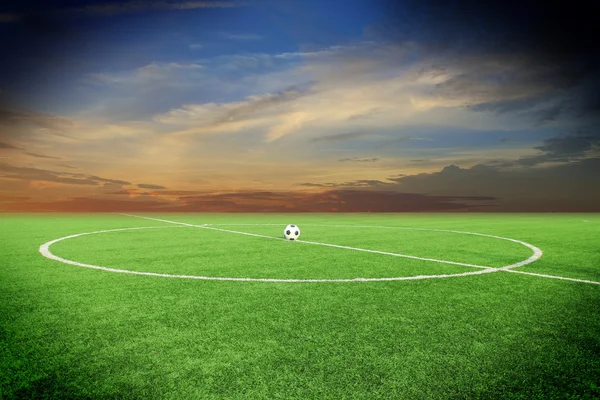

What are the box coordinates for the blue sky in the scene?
[0,0,598,211]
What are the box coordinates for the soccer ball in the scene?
[284,224,301,240]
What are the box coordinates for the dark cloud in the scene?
[0,1,244,21]
[0,162,133,186]
[3,188,488,212]
[179,191,284,201]
[171,190,495,212]
[0,108,77,139]
[0,141,21,150]
[88,175,131,185]
[373,0,600,125]
[387,157,600,211]
[377,0,599,60]
[0,196,170,212]
[107,189,134,195]
[24,152,63,160]
[466,95,564,125]
[536,135,596,157]
[109,189,208,196]
[147,190,206,196]
[338,157,379,163]
[137,183,168,190]
[56,163,78,169]
[0,163,99,185]
[493,133,600,167]
[310,131,371,143]
[297,180,392,188]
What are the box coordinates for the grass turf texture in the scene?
[0,213,598,399]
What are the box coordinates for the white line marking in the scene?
[296,239,491,269]
[118,214,492,269]
[39,225,500,282]
[41,214,597,284]
[118,213,207,228]
[36,214,549,283]
[40,215,599,285]
[204,223,545,271]
[505,269,600,285]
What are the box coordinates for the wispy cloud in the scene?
[78,1,244,16]
[1,1,246,22]
[220,32,264,41]
[309,131,372,143]
[57,163,78,169]
[24,152,63,160]
[297,179,392,188]
[338,157,379,163]
[137,183,168,189]
[0,108,79,140]
[0,141,22,150]
[0,163,100,186]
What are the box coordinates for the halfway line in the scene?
[118,213,493,270]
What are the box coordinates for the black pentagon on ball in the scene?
[289,238,295,240]
[295,231,299,235]
[290,225,295,227]
[286,230,291,235]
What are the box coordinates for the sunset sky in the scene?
[0,0,599,212]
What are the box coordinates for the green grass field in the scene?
[1,213,599,399]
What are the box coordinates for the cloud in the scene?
[0,108,78,140]
[0,141,21,150]
[490,133,600,167]
[369,0,600,126]
[24,152,63,160]
[151,41,573,142]
[137,183,168,189]
[88,176,132,185]
[0,196,170,212]
[309,131,372,143]
[155,84,313,125]
[296,179,393,188]
[386,157,600,211]
[2,1,245,21]
[338,157,380,163]
[220,32,264,41]
[93,41,581,143]
[189,43,204,50]
[57,163,78,169]
[0,163,99,186]
[175,190,495,212]
[19,189,489,212]
[0,162,132,186]
[78,1,243,16]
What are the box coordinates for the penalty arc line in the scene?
[117,213,493,270]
